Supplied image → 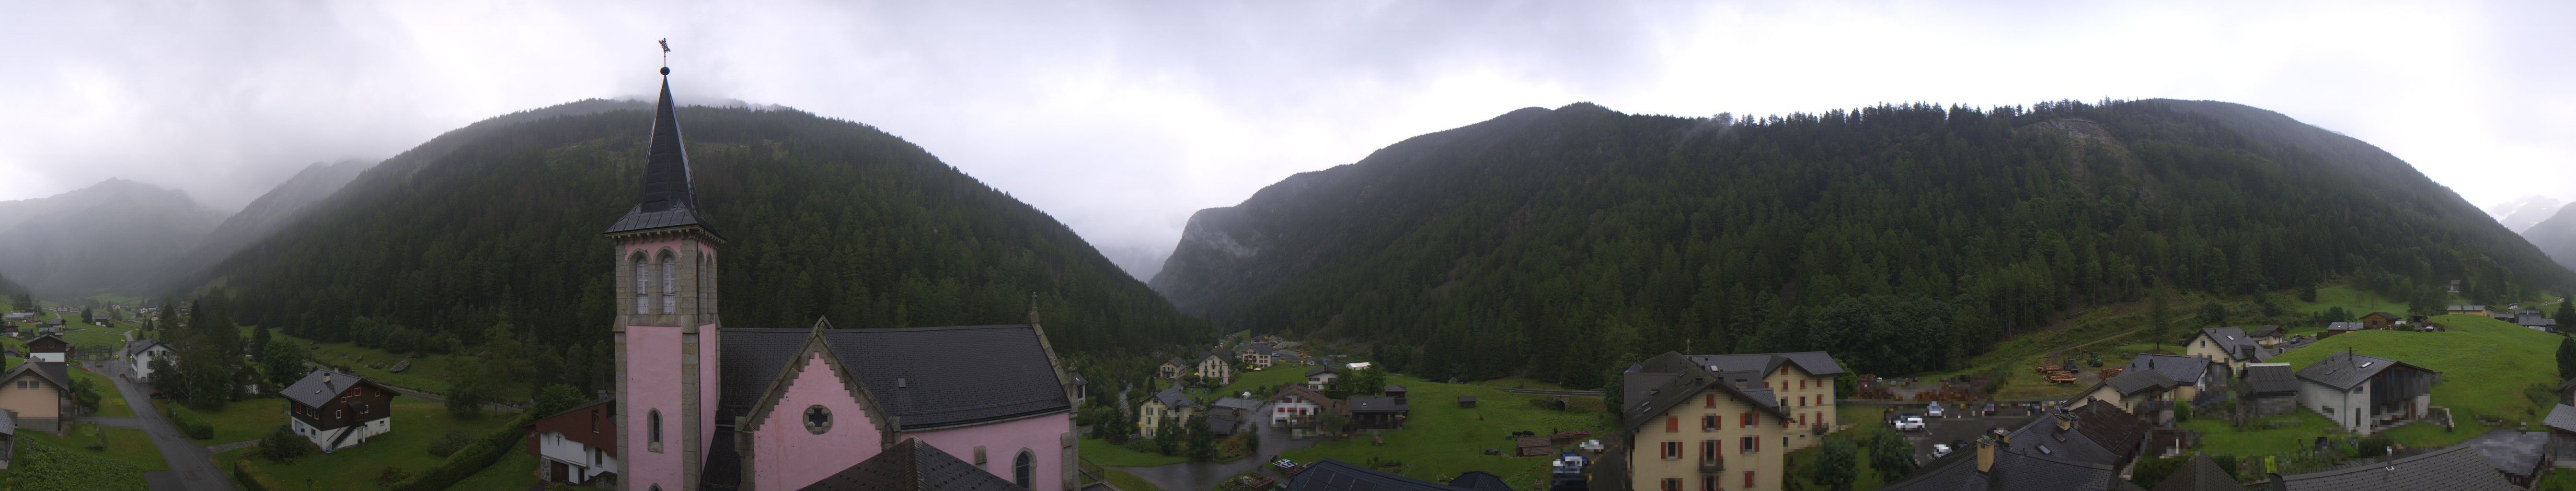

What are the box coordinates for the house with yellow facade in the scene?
[1616,351,1842,491]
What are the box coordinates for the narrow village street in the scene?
[98,359,238,491]
[1110,416,1322,491]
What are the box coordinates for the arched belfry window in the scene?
[1014,449,1035,487]
[648,409,663,446]
[659,251,678,314]
[632,252,651,315]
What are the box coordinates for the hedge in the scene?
[15,437,150,491]
[164,404,215,440]
[391,411,539,491]
[233,460,287,491]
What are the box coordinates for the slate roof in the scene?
[2196,327,2257,362]
[0,361,67,394]
[1210,397,1264,413]
[2124,354,2209,386]
[2515,314,2557,328]
[2242,364,2299,395]
[1348,396,1407,414]
[2546,404,2576,433]
[1306,366,1339,377]
[1285,459,1480,491]
[2249,325,2285,337]
[1619,352,1785,433]
[2276,444,2517,491]
[2150,454,2239,491]
[1445,471,1512,491]
[1271,384,1339,411]
[604,75,715,237]
[123,339,167,356]
[281,368,376,408]
[2327,322,2364,332]
[2448,305,2488,312]
[2461,429,2549,480]
[2104,370,2179,396]
[1150,387,1199,410]
[1687,351,1846,376]
[2294,351,2432,391]
[1166,357,1189,368]
[795,438,1027,491]
[702,424,744,491]
[22,334,67,351]
[1878,443,2123,491]
[721,324,1073,431]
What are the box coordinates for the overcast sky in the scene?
[4,0,2571,279]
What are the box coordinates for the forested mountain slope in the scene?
[162,159,376,291]
[0,179,223,296]
[187,100,1209,362]
[1150,99,2571,387]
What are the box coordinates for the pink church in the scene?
[602,66,1079,491]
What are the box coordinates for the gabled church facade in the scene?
[608,65,1076,491]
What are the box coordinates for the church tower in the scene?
[605,64,724,491]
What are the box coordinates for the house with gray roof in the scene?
[1137,386,1199,439]
[122,339,171,383]
[2269,444,2515,491]
[793,438,1028,491]
[1877,402,2148,491]
[2542,404,2576,468]
[2238,362,2300,417]
[2461,429,2551,486]
[2149,453,2238,491]
[2185,327,2264,370]
[2296,351,2438,435]
[283,368,395,452]
[0,362,69,434]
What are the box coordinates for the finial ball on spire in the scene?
[662,67,671,75]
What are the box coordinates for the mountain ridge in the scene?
[0,178,223,297]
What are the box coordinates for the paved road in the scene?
[101,361,237,491]
[1111,418,1322,491]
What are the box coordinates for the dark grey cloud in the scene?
[2,0,2569,279]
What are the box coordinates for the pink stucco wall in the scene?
[905,412,1073,491]
[622,325,685,491]
[752,353,887,491]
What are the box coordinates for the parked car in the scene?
[1926,401,1946,418]
[1982,402,1998,416]
[1894,415,1926,432]
[1931,444,1953,459]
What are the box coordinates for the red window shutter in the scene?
[1797,413,1805,425]
[1745,471,1755,488]
[1667,416,1679,433]
[1704,394,1715,408]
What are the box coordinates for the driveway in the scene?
[1110,417,1323,491]
[100,360,237,491]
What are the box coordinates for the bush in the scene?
[426,430,473,457]
[16,437,151,491]
[2129,456,2189,489]
[233,460,288,491]
[164,404,216,440]
[257,425,320,463]
[386,411,537,491]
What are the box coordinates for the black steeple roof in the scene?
[604,67,718,237]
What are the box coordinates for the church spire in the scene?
[603,62,717,238]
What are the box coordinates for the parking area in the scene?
[1862,401,2050,463]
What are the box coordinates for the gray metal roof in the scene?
[721,324,1073,431]
[1210,397,1264,412]
[1619,352,1786,433]
[1348,396,1406,413]
[1286,459,1479,491]
[1686,351,1846,376]
[2124,354,2209,386]
[794,438,1027,491]
[2327,322,2364,331]
[123,339,167,356]
[2545,404,2576,433]
[1150,386,1198,410]
[2242,364,2299,394]
[2277,444,2517,491]
[605,76,713,237]
[2150,454,2239,491]
[281,367,373,408]
[2294,351,2430,391]
[2104,370,2178,396]
[0,362,67,395]
[2197,327,2257,361]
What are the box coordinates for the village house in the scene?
[0,362,69,434]
[2248,325,2287,346]
[87,312,108,325]
[122,339,171,383]
[1267,384,1338,430]
[1159,357,1189,380]
[2185,327,2302,370]
[1348,386,1408,430]
[2543,404,2576,468]
[2461,429,2551,487]
[2448,304,2491,316]
[1305,366,1341,390]
[1207,397,1262,437]
[2359,311,2403,330]
[1196,352,1235,386]
[23,334,68,363]
[1138,386,1200,439]
[1876,402,2149,491]
[600,72,1082,491]
[2323,321,2363,338]
[1616,351,1845,491]
[2238,362,2300,417]
[284,368,395,452]
[524,397,618,486]
[2296,351,2438,435]
[1239,342,1276,370]
[2067,353,2217,421]
[2515,311,2558,331]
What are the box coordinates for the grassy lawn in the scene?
[1466,377,1571,391]
[2180,412,2340,457]
[1199,366,1316,404]
[2265,314,2562,427]
[449,446,543,491]
[69,366,131,418]
[1080,437,1190,467]
[2295,285,2409,318]
[21,422,169,471]
[1101,468,1164,491]
[2538,468,2576,491]
[289,334,530,400]
[1281,374,1614,487]
[239,397,520,491]
[162,397,290,444]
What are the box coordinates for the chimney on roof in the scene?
[1975,435,1999,473]
[2055,412,2077,434]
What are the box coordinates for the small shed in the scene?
[1515,436,1552,456]
[1457,396,1476,408]
[1385,385,1408,405]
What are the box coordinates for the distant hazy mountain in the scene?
[2521,204,2576,271]
[161,159,378,289]
[0,179,223,297]
[2489,195,2564,233]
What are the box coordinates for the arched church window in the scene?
[1014,449,1035,487]
[648,409,662,444]
[632,253,650,315]
[804,405,833,434]
[659,251,677,314]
